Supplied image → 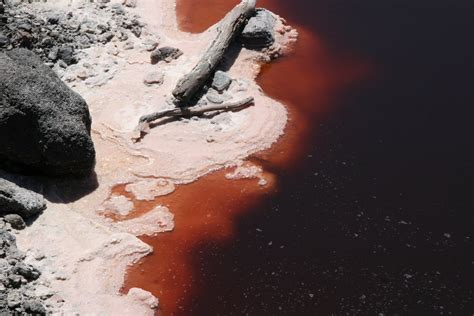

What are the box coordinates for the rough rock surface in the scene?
[211,70,232,92]
[241,8,276,48]
[0,1,144,67]
[3,214,26,230]
[150,46,183,64]
[0,48,95,175]
[0,227,47,315]
[0,179,46,219]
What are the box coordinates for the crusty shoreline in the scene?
[13,0,297,314]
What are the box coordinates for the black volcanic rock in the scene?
[241,8,276,49]
[0,48,95,175]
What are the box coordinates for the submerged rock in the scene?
[241,8,276,48]
[0,179,46,219]
[0,49,95,175]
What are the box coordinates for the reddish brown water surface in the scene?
[123,0,368,314]
[124,0,472,315]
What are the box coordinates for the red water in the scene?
[122,1,368,314]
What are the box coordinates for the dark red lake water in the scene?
[124,0,473,314]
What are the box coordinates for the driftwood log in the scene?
[134,0,257,140]
[132,97,255,142]
[172,0,257,106]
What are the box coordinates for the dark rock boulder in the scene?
[0,48,95,175]
[241,8,276,49]
[150,46,183,64]
[0,179,46,218]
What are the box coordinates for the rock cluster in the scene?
[0,48,96,176]
[0,0,144,67]
[202,71,233,105]
[0,227,46,315]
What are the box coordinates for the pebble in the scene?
[3,214,26,230]
[212,70,232,92]
[143,71,164,86]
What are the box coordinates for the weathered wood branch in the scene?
[132,97,255,142]
[172,0,257,106]
[133,0,257,141]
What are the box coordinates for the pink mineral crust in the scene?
[15,0,296,314]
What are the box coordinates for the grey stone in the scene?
[123,0,137,8]
[99,32,114,44]
[57,45,76,65]
[13,262,40,281]
[0,179,46,219]
[143,71,164,86]
[7,274,21,288]
[24,300,46,315]
[123,40,134,50]
[142,38,158,52]
[3,214,25,230]
[111,4,125,15]
[241,9,276,48]
[212,71,232,92]
[150,46,183,64]
[206,91,224,104]
[0,49,95,175]
[0,33,9,48]
[6,290,21,308]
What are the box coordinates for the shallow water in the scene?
[124,0,473,314]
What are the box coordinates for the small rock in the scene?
[142,38,159,52]
[206,89,232,104]
[123,40,134,50]
[0,33,9,48]
[150,46,183,64]
[47,47,59,61]
[100,32,114,44]
[206,93,224,104]
[47,14,61,25]
[123,0,138,8]
[23,300,47,315]
[57,46,76,65]
[8,274,22,288]
[111,4,125,15]
[7,290,22,308]
[14,262,40,281]
[3,214,26,230]
[131,26,142,38]
[212,71,232,92]
[107,46,120,56]
[0,179,46,219]
[143,71,164,86]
